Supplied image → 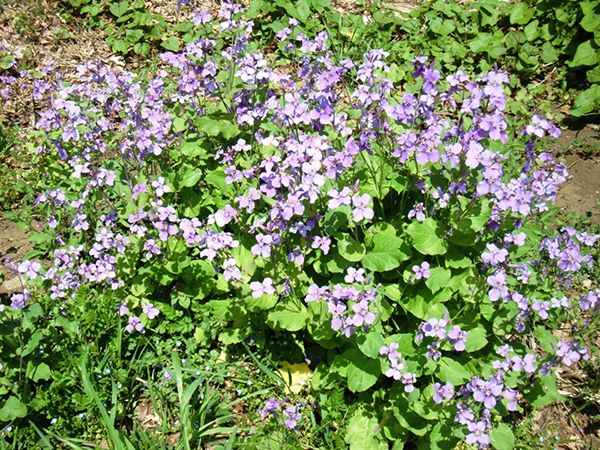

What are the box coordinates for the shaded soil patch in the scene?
[554,125,600,223]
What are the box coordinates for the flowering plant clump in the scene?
[1,3,597,448]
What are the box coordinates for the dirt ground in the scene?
[0,0,598,446]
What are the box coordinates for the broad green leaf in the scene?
[571,40,599,67]
[0,396,27,421]
[27,362,52,382]
[406,219,447,255]
[570,85,600,116]
[429,18,455,36]
[541,42,559,64]
[464,327,488,352]
[490,423,515,450]
[268,299,308,331]
[345,408,385,450]
[161,36,181,52]
[529,374,565,407]
[172,117,187,132]
[337,234,366,262]
[336,349,380,392]
[587,65,600,83]
[109,0,129,17]
[425,267,451,294]
[437,357,471,384]
[523,20,539,41]
[179,168,202,188]
[510,3,534,25]
[363,224,411,271]
[357,332,385,359]
[246,293,277,312]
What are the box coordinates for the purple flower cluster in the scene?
[416,314,468,358]
[305,270,377,337]
[258,397,302,430]
[379,343,417,392]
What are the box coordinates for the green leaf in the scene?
[161,36,181,52]
[246,294,277,311]
[27,362,52,382]
[571,40,599,67]
[179,168,203,188]
[469,33,492,53]
[436,357,471,384]
[490,423,515,450]
[523,20,539,41]
[425,267,451,294]
[111,39,130,54]
[570,85,600,117]
[429,18,455,36]
[406,219,447,255]
[337,349,380,392]
[172,117,187,132]
[541,42,559,64]
[0,396,27,421]
[357,332,385,359]
[337,234,366,262]
[196,116,240,139]
[109,0,129,17]
[587,65,600,83]
[363,224,411,272]
[464,327,488,352]
[510,3,534,25]
[345,408,386,450]
[267,299,308,331]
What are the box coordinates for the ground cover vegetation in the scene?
[0,0,598,448]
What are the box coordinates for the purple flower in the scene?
[446,326,467,352]
[487,270,508,302]
[344,267,366,283]
[466,421,490,447]
[408,202,426,222]
[283,405,301,429]
[118,302,129,316]
[126,316,145,333]
[259,398,281,419]
[351,193,374,222]
[412,261,430,280]
[503,388,519,411]
[481,243,508,266]
[473,380,503,409]
[142,302,160,320]
[432,382,454,404]
[250,278,276,298]
[17,261,42,280]
[10,290,30,310]
[311,236,331,255]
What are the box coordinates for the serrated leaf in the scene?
[109,0,129,17]
[179,168,202,188]
[357,332,385,359]
[161,36,181,52]
[406,219,447,255]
